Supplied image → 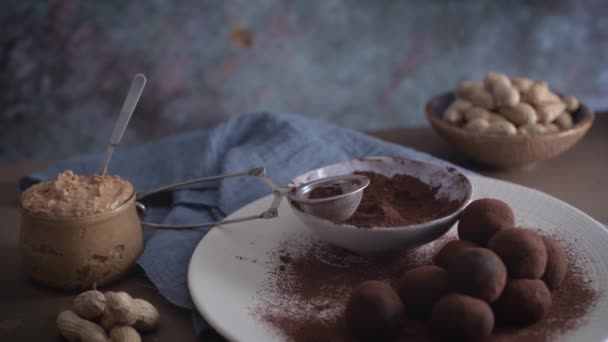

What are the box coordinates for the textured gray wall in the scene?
[1,0,607,161]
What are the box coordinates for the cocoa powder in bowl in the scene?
[308,184,344,199]
[342,171,462,228]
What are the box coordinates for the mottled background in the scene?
[1,0,607,161]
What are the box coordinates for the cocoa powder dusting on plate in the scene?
[253,233,597,342]
[254,235,448,341]
[344,172,461,228]
[488,238,598,342]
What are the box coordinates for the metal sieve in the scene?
[287,175,369,222]
[136,167,369,229]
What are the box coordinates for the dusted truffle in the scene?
[488,228,548,279]
[433,239,478,268]
[345,281,405,340]
[542,236,568,289]
[396,265,449,318]
[494,279,552,325]
[447,248,507,302]
[458,198,515,245]
[431,293,494,340]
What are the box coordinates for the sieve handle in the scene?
[136,167,291,229]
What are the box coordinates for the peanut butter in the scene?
[21,170,134,217]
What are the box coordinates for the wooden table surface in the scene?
[1,114,606,341]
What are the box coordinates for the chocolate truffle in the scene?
[494,279,552,325]
[431,293,494,340]
[458,198,515,245]
[345,281,405,340]
[396,265,449,318]
[541,236,568,289]
[488,227,548,279]
[433,239,478,268]
[447,247,507,302]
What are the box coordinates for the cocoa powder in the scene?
[308,184,344,199]
[344,172,461,228]
[254,233,597,342]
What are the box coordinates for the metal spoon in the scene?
[98,74,147,175]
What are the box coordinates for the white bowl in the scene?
[288,156,473,255]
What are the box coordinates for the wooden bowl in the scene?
[426,92,595,169]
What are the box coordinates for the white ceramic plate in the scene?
[188,175,608,342]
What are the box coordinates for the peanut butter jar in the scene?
[19,171,143,290]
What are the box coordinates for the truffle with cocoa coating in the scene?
[488,227,548,279]
[494,279,552,325]
[433,239,478,268]
[541,236,568,289]
[458,198,515,245]
[345,280,405,341]
[396,265,449,318]
[447,247,507,302]
[431,293,494,340]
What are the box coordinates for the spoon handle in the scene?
[99,74,147,175]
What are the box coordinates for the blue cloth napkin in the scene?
[18,112,464,334]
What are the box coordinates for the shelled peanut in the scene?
[57,290,160,342]
[444,71,580,135]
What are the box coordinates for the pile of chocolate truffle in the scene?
[345,198,567,341]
